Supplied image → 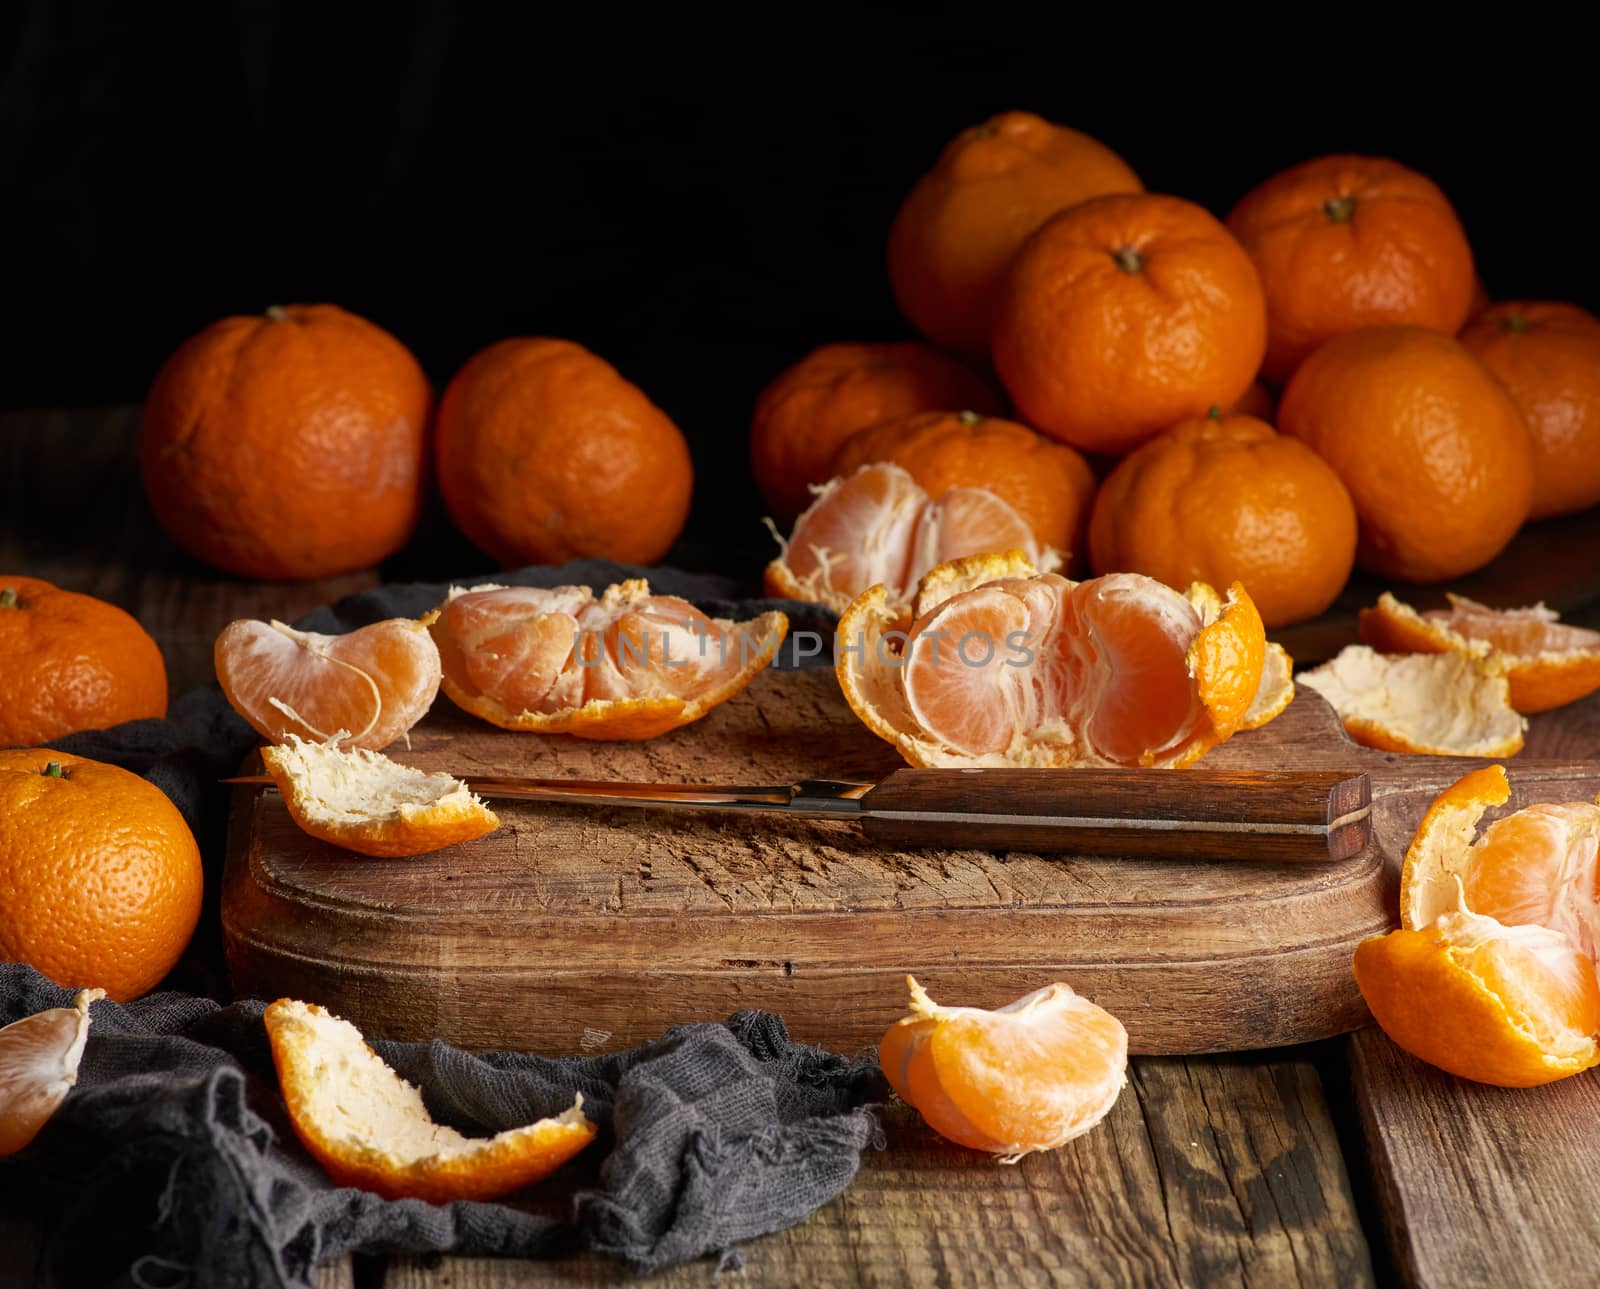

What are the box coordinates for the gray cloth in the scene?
[1,563,877,1288]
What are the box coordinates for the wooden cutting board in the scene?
[220,668,1600,1055]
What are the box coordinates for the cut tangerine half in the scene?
[879,975,1128,1160]
[765,462,1061,613]
[1298,645,1525,757]
[264,998,596,1203]
[260,736,499,858]
[837,553,1268,769]
[0,988,104,1156]
[1360,591,1600,713]
[215,617,441,751]
[1355,765,1600,1086]
[429,580,787,740]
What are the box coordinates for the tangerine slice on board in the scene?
[765,462,1061,614]
[837,553,1268,769]
[264,998,596,1203]
[1354,765,1600,1087]
[0,988,104,1156]
[879,975,1128,1160]
[260,736,499,858]
[1297,645,1525,757]
[215,617,441,751]
[429,580,787,740]
[1360,591,1600,713]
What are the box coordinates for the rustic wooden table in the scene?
[6,406,1600,1288]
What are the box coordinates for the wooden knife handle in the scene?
[857,768,1372,863]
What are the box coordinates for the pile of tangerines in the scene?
[117,111,1600,632]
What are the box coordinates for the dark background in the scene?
[2,6,1591,577]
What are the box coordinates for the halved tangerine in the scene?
[879,975,1128,1160]
[215,616,441,751]
[0,987,103,1156]
[1298,645,1525,757]
[837,552,1268,768]
[1360,591,1600,713]
[1355,765,1600,1086]
[429,579,787,740]
[265,998,596,1203]
[261,736,499,858]
[765,462,1061,613]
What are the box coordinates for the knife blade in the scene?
[223,766,1372,863]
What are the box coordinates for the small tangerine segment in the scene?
[881,976,1128,1159]
[215,617,442,751]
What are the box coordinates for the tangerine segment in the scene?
[880,976,1127,1159]
[261,737,499,859]
[1298,646,1525,758]
[430,581,787,741]
[0,988,104,1156]
[265,999,595,1203]
[1354,912,1600,1088]
[837,554,1266,769]
[215,617,441,752]
[1360,592,1600,714]
[765,463,1059,613]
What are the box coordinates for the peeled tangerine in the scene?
[1298,645,1526,757]
[216,616,442,751]
[1360,591,1600,714]
[765,462,1060,614]
[265,999,596,1203]
[428,579,787,740]
[261,736,499,858]
[880,976,1128,1160]
[1354,766,1600,1086]
[838,551,1290,769]
[0,988,104,1155]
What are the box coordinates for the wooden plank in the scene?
[1350,1028,1600,1287]
[376,1059,1371,1288]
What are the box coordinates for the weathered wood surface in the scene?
[9,405,1600,1288]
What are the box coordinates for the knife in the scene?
[224,766,1372,863]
